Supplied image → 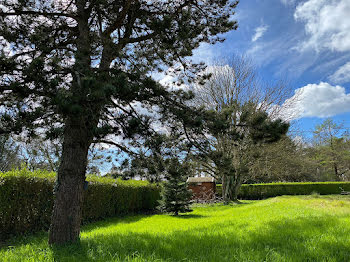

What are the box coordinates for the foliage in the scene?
[216,181,350,199]
[0,0,239,244]
[189,56,290,202]
[192,102,289,202]
[311,118,350,180]
[0,134,21,171]
[248,136,319,183]
[0,169,160,242]
[158,159,193,215]
[17,137,62,172]
[1,195,350,261]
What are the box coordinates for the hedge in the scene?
[0,169,160,241]
[216,182,350,200]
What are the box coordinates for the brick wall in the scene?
[188,182,216,200]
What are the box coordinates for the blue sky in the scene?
[99,0,350,173]
[192,0,350,139]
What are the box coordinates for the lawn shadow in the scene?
[51,241,93,262]
[82,213,149,234]
[193,200,254,209]
[0,214,148,252]
[3,204,350,261]
[173,214,206,219]
[70,213,350,261]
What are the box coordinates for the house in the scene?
[187,177,216,200]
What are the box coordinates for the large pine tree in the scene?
[0,0,238,244]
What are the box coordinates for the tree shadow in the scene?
[3,202,350,261]
[80,214,149,234]
[51,241,93,262]
[0,214,147,250]
[173,214,206,219]
[49,213,350,261]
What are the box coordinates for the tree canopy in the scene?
[0,0,239,244]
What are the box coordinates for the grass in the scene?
[1,195,350,262]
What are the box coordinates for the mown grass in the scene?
[1,195,350,262]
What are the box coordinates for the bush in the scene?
[0,169,160,241]
[216,182,350,200]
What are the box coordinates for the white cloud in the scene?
[329,62,350,84]
[294,0,350,52]
[251,25,268,42]
[282,82,350,119]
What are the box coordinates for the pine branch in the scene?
[0,11,77,19]
[92,139,137,156]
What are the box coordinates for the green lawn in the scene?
[1,195,350,262]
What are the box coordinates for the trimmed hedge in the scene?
[216,182,350,200]
[0,169,160,241]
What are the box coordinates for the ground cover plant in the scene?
[1,195,350,262]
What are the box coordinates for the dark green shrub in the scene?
[216,182,350,200]
[0,169,160,241]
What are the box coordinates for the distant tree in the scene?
[190,55,290,202]
[248,136,318,183]
[0,135,21,171]
[18,137,61,172]
[312,119,350,180]
[106,159,137,180]
[204,104,288,202]
[0,0,238,244]
[158,158,193,216]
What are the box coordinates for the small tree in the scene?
[158,159,193,216]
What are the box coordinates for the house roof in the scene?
[187,177,215,183]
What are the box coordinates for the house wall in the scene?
[188,182,216,200]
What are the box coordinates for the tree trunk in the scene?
[232,174,242,202]
[48,118,91,245]
[334,163,340,180]
[222,173,242,203]
[222,174,235,204]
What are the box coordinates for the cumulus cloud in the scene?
[329,62,350,84]
[282,82,350,119]
[294,0,350,52]
[251,25,268,42]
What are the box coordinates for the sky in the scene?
[191,0,350,139]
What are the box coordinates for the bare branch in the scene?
[92,139,137,156]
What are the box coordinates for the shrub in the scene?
[216,182,350,200]
[0,169,160,241]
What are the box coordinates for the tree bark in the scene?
[232,174,242,202]
[48,118,91,245]
[222,174,234,203]
[222,173,242,203]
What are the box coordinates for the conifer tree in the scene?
[0,0,238,244]
[158,159,193,216]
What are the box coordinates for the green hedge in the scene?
[0,169,160,241]
[216,182,350,200]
